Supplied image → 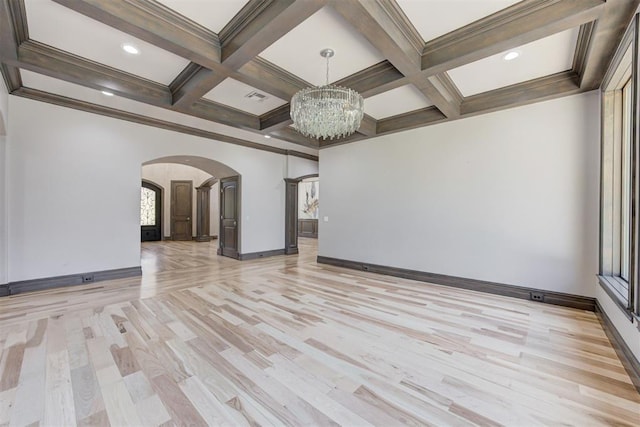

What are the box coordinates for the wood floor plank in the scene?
[0,238,638,426]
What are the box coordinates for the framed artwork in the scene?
[298,180,319,219]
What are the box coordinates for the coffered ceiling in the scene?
[0,0,637,159]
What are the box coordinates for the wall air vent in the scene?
[245,91,268,102]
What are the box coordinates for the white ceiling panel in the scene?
[448,28,580,97]
[24,0,190,85]
[19,70,318,155]
[365,85,433,119]
[155,0,249,33]
[260,6,385,86]
[397,0,520,42]
[203,78,287,115]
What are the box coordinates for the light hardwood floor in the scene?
[0,238,639,426]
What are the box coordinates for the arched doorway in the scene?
[284,173,319,255]
[142,155,240,259]
[141,180,163,242]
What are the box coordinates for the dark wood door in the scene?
[219,176,239,258]
[170,180,192,241]
[141,181,162,241]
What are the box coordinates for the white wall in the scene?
[7,96,287,281]
[319,92,600,297]
[287,154,318,178]
[142,163,219,238]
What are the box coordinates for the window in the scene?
[600,15,639,319]
[141,187,156,226]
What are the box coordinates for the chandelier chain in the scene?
[325,53,329,86]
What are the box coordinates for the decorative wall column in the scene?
[195,185,211,242]
[284,179,299,254]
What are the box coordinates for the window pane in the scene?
[621,79,633,283]
[141,187,156,226]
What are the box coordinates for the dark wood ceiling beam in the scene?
[0,0,23,61]
[461,71,581,116]
[335,60,405,96]
[174,0,326,104]
[235,57,309,100]
[0,63,22,92]
[578,0,640,90]
[329,0,422,76]
[422,0,605,76]
[360,76,410,98]
[170,64,226,108]
[408,73,462,118]
[358,114,377,137]
[51,0,222,68]
[186,99,260,131]
[376,107,447,135]
[15,40,172,106]
[219,0,327,69]
[329,0,462,120]
[572,21,597,79]
[260,104,291,132]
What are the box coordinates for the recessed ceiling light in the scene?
[264,135,271,139]
[101,90,114,96]
[121,44,140,55]
[503,51,520,61]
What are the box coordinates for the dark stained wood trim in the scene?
[0,284,8,297]
[422,0,605,76]
[377,106,447,135]
[12,87,318,160]
[595,299,640,393]
[238,248,285,260]
[317,255,597,311]
[219,0,326,69]
[51,0,222,68]
[186,99,260,130]
[580,0,640,90]
[260,104,291,131]
[461,71,582,116]
[573,21,597,79]
[0,63,22,92]
[16,40,172,106]
[5,266,142,296]
[285,150,318,162]
[330,0,422,76]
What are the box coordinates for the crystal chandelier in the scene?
[291,49,364,140]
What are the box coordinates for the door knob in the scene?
[187,217,191,220]
[233,221,237,226]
